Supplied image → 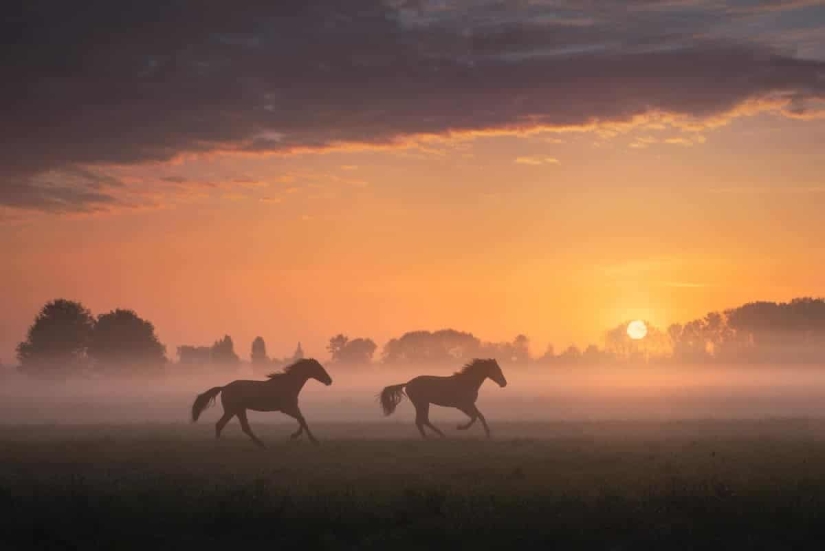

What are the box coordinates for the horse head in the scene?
[306,358,333,386]
[485,358,507,387]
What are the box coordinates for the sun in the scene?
[627,320,648,340]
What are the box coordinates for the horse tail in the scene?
[379,383,407,416]
[191,386,223,422]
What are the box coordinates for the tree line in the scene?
[7,296,825,378]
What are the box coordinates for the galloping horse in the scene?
[190,358,332,447]
[378,358,507,439]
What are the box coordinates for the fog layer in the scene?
[3,363,825,425]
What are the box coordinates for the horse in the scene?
[378,358,507,439]
[190,358,332,447]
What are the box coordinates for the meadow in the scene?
[4,419,825,550]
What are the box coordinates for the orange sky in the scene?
[3,111,825,363]
[4,1,825,364]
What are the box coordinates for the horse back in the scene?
[221,379,294,412]
[405,374,477,406]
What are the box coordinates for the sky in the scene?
[2,0,825,363]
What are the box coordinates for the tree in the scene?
[16,299,95,376]
[251,336,269,364]
[87,309,166,373]
[211,335,239,364]
[177,345,211,365]
[327,334,349,360]
[382,329,481,365]
[557,345,582,363]
[328,334,377,365]
[604,321,670,364]
[582,344,604,364]
[535,343,556,366]
[511,334,530,366]
[723,297,825,363]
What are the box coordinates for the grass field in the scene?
[4,419,825,549]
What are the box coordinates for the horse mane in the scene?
[266,358,312,379]
[453,358,492,377]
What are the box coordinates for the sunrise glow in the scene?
[627,320,648,341]
[1,0,824,367]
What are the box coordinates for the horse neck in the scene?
[458,369,488,390]
[277,370,313,392]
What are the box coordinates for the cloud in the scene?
[629,136,659,149]
[664,137,696,146]
[515,156,560,165]
[630,133,706,148]
[0,167,122,213]
[2,0,825,212]
[724,0,825,14]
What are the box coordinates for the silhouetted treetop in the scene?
[178,345,211,365]
[382,329,481,365]
[87,309,166,371]
[16,299,95,375]
[327,334,377,365]
[211,335,239,364]
[251,336,268,364]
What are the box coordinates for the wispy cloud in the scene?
[630,133,707,148]
[629,136,659,149]
[725,0,825,15]
[665,136,699,146]
[515,156,561,166]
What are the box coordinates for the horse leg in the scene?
[283,407,318,445]
[237,409,266,449]
[413,401,430,439]
[425,419,446,439]
[290,424,304,440]
[296,412,319,445]
[215,409,235,439]
[416,402,445,439]
[475,407,491,439]
[456,405,478,430]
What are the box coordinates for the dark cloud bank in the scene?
[2,0,824,212]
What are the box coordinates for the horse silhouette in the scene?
[378,358,507,439]
[191,358,332,447]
